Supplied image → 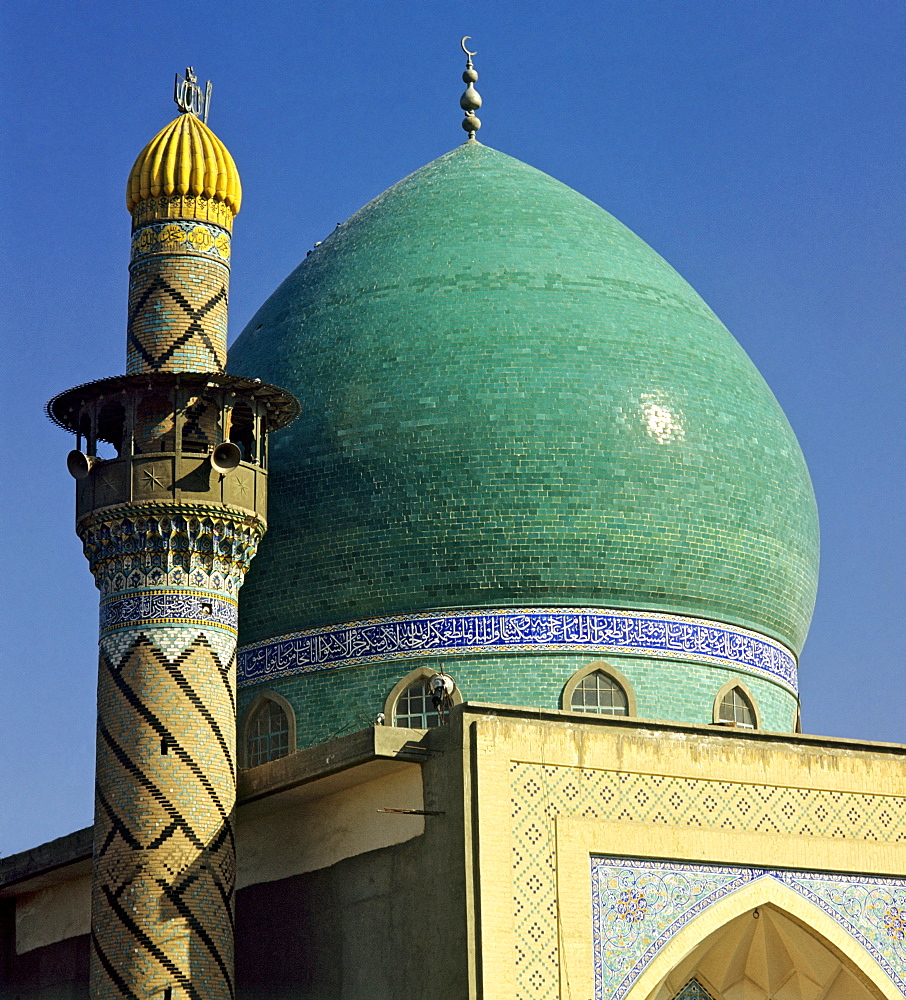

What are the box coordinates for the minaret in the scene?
[48,70,297,1000]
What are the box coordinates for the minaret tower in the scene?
[48,70,297,1000]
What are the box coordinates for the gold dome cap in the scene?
[127,113,241,224]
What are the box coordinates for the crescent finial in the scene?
[459,36,481,140]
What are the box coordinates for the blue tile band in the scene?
[238,607,797,691]
[100,589,238,634]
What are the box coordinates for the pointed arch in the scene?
[562,660,637,717]
[624,876,900,1000]
[239,690,296,769]
[384,665,463,729]
[712,677,761,730]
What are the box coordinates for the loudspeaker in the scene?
[211,441,242,475]
[67,450,97,480]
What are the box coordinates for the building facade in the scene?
[1,58,904,1000]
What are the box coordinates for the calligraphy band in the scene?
[131,221,231,263]
[100,589,238,634]
[237,607,798,692]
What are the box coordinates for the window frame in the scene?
[239,690,296,769]
[561,661,637,718]
[712,679,761,730]
[384,666,463,730]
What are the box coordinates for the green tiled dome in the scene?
[229,142,818,655]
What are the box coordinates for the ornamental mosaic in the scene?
[131,221,231,263]
[131,193,234,230]
[672,981,714,1000]
[79,506,263,597]
[591,857,906,999]
[100,564,243,599]
[509,762,906,1000]
[100,589,238,635]
[238,607,797,692]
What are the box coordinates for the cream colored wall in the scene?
[467,713,906,1000]
[15,874,91,954]
[236,761,424,889]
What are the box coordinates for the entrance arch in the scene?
[623,877,899,1000]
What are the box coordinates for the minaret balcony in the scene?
[47,371,299,525]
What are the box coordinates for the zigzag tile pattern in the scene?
[126,255,229,373]
[90,633,237,1000]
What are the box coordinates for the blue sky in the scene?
[1,0,903,856]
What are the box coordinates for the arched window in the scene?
[385,667,462,729]
[394,679,442,728]
[715,683,758,729]
[228,400,256,463]
[97,401,126,458]
[135,393,174,453]
[243,693,295,767]
[182,395,219,454]
[562,661,636,717]
[571,671,629,715]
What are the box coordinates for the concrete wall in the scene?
[237,764,425,890]
[15,876,91,955]
[0,899,89,1000]
[235,724,472,1000]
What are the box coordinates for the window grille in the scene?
[570,671,629,716]
[718,687,756,729]
[393,680,443,729]
[246,699,290,766]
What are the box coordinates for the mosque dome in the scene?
[126,112,241,216]
[229,141,818,710]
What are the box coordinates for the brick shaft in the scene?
[81,507,263,1000]
[127,222,231,374]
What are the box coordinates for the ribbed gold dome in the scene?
[127,113,241,217]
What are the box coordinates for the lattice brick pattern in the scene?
[509,762,906,1000]
[127,254,229,373]
[90,634,237,1000]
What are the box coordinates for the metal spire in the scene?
[460,37,482,140]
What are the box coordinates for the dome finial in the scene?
[174,65,212,124]
[459,37,482,140]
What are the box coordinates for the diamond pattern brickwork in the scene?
[509,762,906,1000]
[127,254,229,373]
[91,633,237,1000]
[82,507,261,1000]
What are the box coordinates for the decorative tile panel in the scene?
[672,980,715,1000]
[238,607,797,692]
[131,193,234,230]
[591,857,906,999]
[509,762,906,1000]
[79,505,264,597]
